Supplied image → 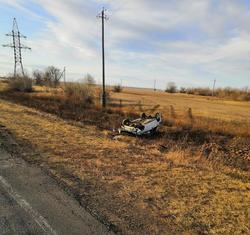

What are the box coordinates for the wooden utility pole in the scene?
[97,8,108,108]
[212,79,216,97]
[63,66,66,85]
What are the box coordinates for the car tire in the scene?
[141,113,147,119]
[150,127,157,135]
[155,113,161,122]
[122,119,130,126]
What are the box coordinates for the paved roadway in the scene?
[0,147,115,235]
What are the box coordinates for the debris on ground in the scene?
[112,135,126,141]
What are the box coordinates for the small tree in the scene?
[113,84,122,92]
[44,66,62,87]
[83,74,96,86]
[165,82,177,93]
[179,87,186,93]
[33,70,44,85]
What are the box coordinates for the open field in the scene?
[112,87,250,136]
[0,81,249,234]
[113,87,250,122]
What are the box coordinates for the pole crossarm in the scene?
[6,33,27,38]
[20,45,31,50]
[97,8,109,20]
[2,44,14,48]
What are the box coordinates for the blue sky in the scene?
[0,0,250,89]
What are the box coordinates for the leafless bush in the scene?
[8,75,33,92]
[44,66,62,87]
[179,87,187,93]
[64,82,94,107]
[83,74,96,86]
[165,82,177,93]
[216,87,250,101]
[180,86,250,101]
[184,87,212,96]
[33,70,44,85]
[32,66,62,87]
[113,84,123,92]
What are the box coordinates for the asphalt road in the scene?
[0,147,115,235]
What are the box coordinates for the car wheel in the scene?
[141,113,147,119]
[155,113,161,122]
[122,119,130,126]
[150,127,157,135]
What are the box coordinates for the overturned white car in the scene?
[119,113,162,135]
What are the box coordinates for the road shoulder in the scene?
[0,140,115,235]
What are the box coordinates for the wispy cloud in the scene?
[0,0,250,88]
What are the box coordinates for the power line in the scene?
[97,8,108,108]
[2,18,31,77]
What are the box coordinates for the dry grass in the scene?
[179,87,250,101]
[0,82,249,234]
[111,87,250,136]
[6,76,33,92]
[63,82,95,106]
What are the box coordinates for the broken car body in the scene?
[119,113,162,135]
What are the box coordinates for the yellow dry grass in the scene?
[113,87,250,120]
[112,87,250,136]
[0,97,249,235]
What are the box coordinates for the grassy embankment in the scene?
[0,81,249,235]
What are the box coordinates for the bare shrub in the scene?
[64,82,94,107]
[184,87,212,96]
[179,87,186,93]
[32,66,62,87]
[194,87,212,96]
[239,93,250,101]
[8,75,33,92]
[216,87,250,101]
[180,86,250,101]
[113,84,123,92]
[44,66,62,87]
[33,70,44,85]
[165,82,177,93]
[186,88,194,95]
[83,74,96,86]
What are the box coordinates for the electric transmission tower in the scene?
[2,18,31,77]
[97,8,108,108]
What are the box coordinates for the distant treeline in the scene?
[165,82,250,101]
